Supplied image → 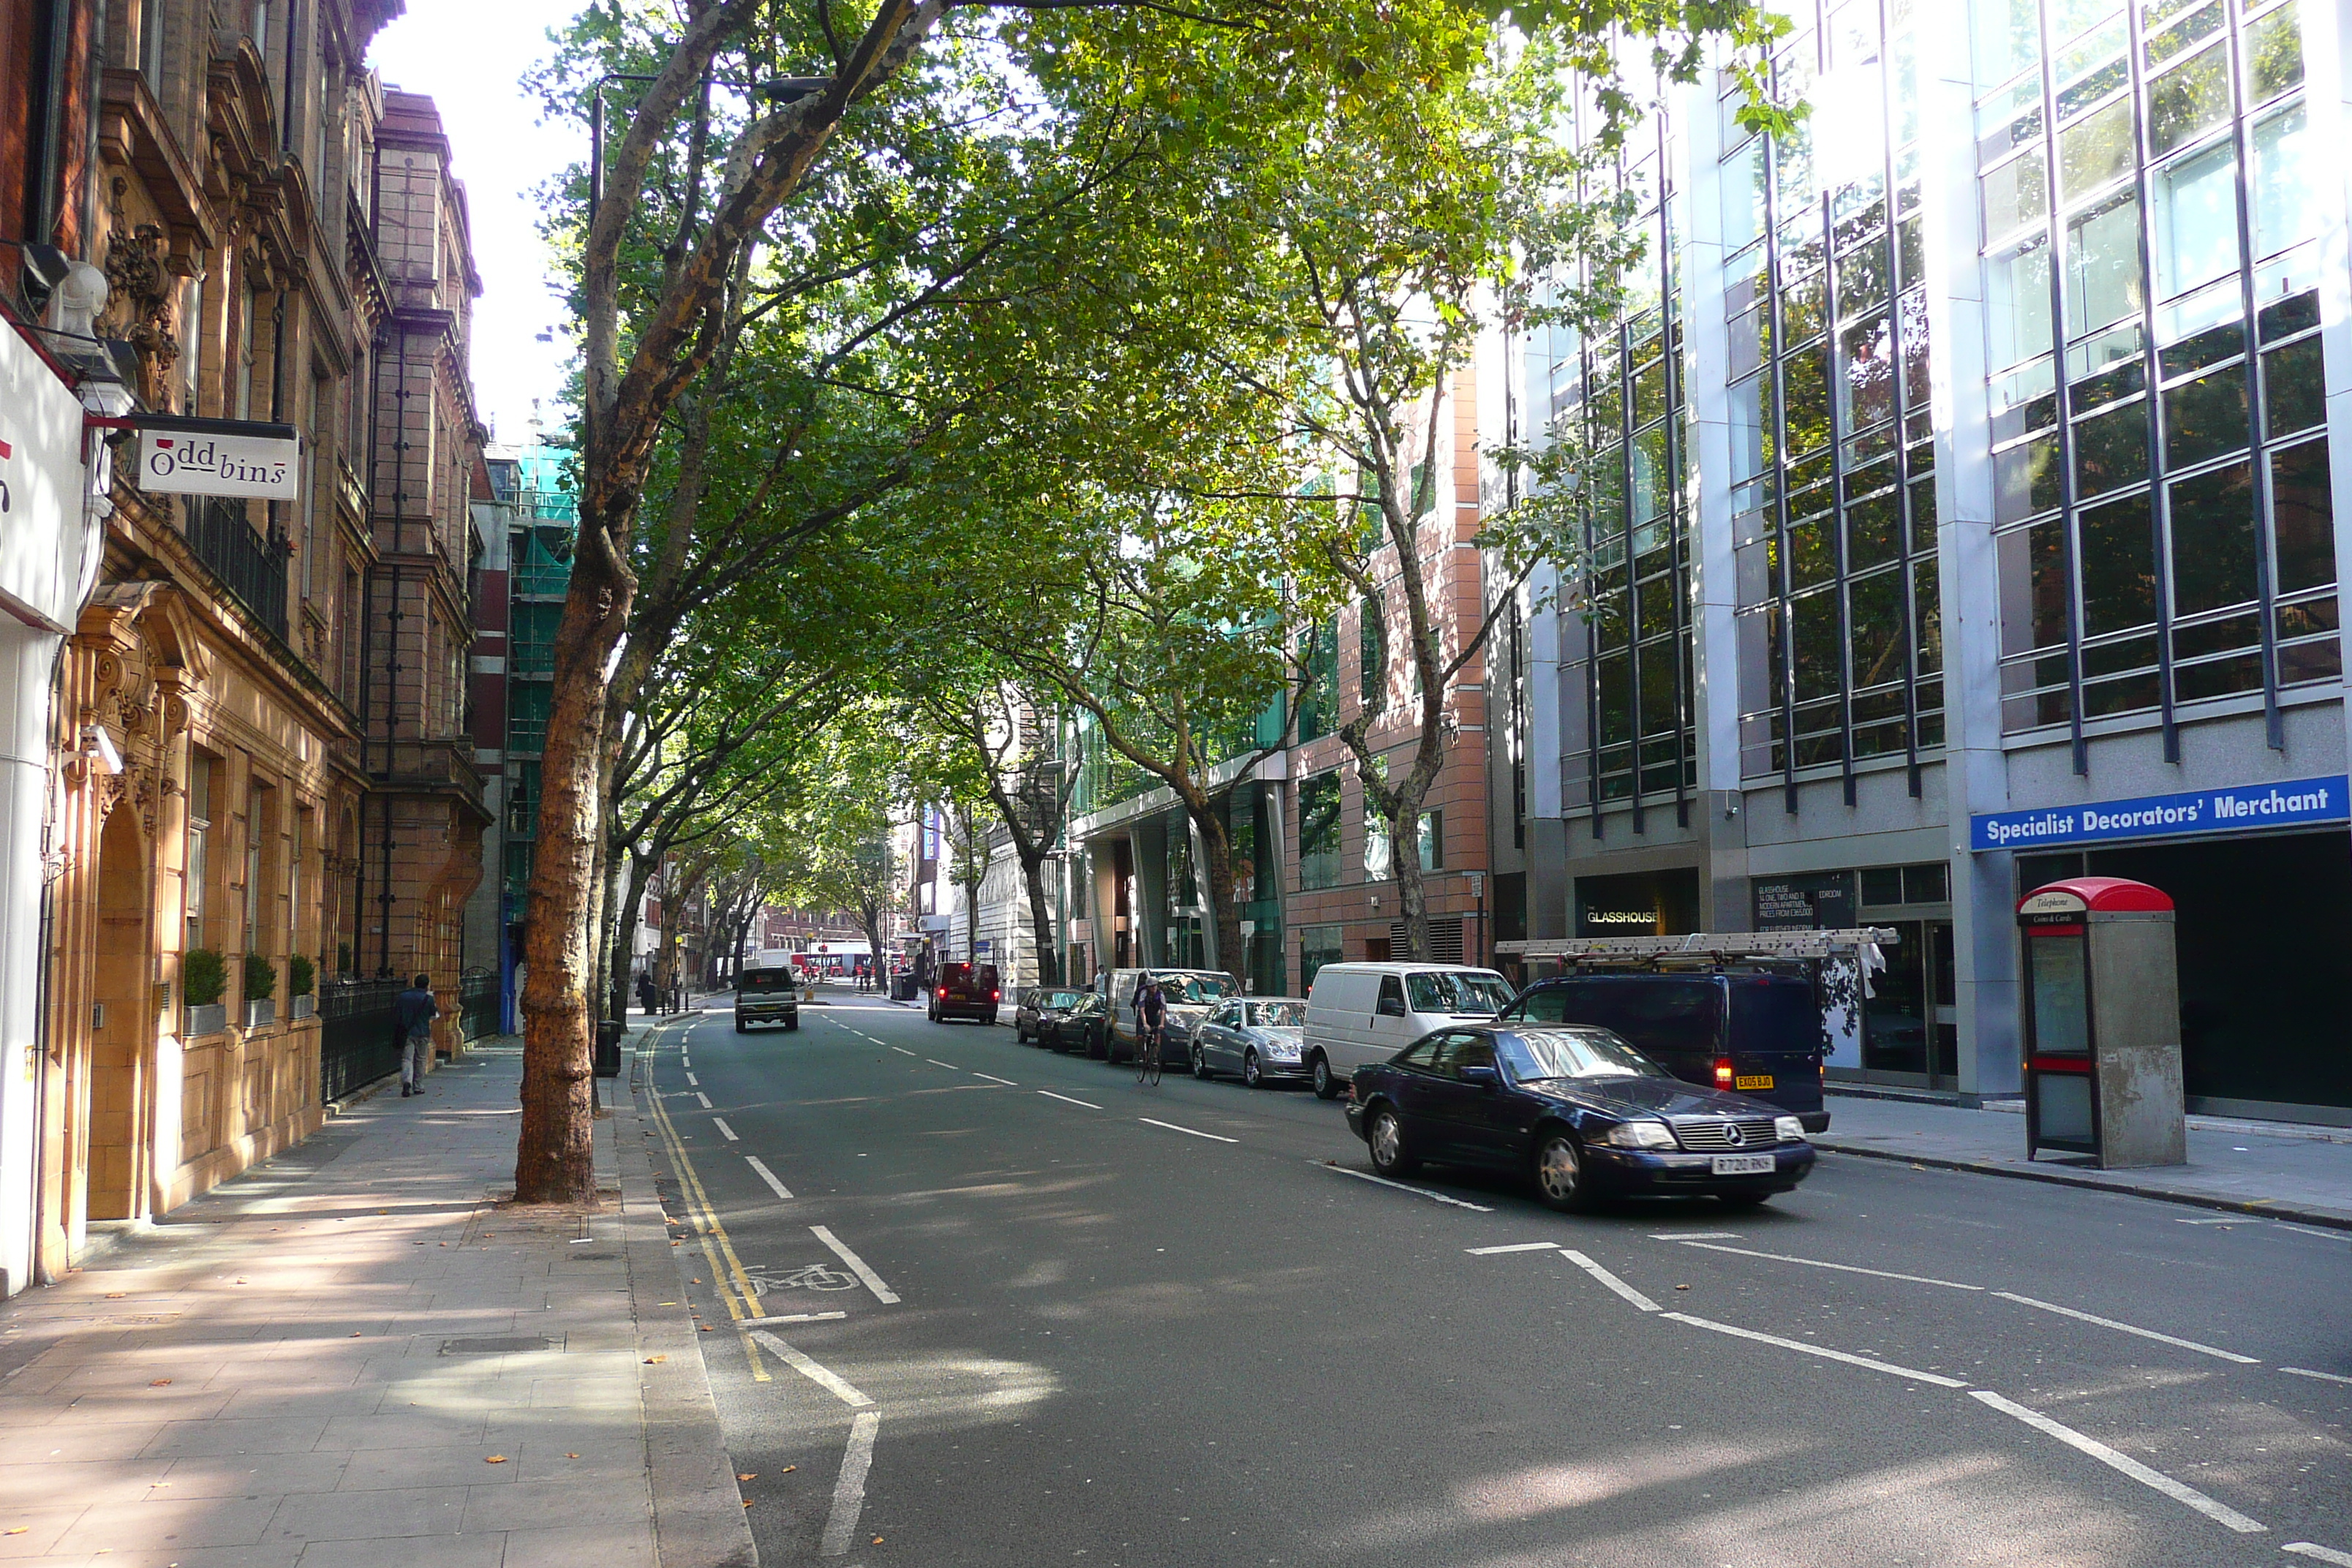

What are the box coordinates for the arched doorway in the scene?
[88,804,151,1222]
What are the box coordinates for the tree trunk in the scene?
[515,529,630,1204]
[1184,794,1245,985]
[608,849,655,1023]
[1019,851,1059,986]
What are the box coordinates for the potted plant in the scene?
[289,954,317,1020]
[243,951,277,1029]
[183,948,228,1036]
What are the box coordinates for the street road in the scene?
[637,992,2352,1567]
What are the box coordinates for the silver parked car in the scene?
[1190,998,1311,1088]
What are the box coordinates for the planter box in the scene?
[183,1003,227,1036]
[244,999,276,1029]
[291,993,316,1019]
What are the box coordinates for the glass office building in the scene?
[1492,0,2352,1122]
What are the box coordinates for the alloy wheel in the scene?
[1534,1134,1586,1213]
[1243,1050,1262,1088]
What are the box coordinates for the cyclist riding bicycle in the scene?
[1136,977,1169,1085]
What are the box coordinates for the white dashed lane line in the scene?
[1466,1243,1558,1255]
[1562,1248,1662,1313]
[926,1058,960,1071]
[695,1092,712,1109]
[811,1224,901,1305]
[1315,1162,1496,1212]
[2284,1542,2352,1565]
[2283,1367,2352,1386]
[1662,1312,1970,1389]
[1039,1090,1101,1110]
[745,1155,794,1201]
[1970,1390,2267,1534]
[890,1047,916,1057]
[712,1117,737,1142]
[1670,1238,1984,1292]
[971,1072,1018,1086]
[1993,1292,2258,1364]
[1139,1117,1238,1145]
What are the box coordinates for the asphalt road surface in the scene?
[636,992,2352,1568]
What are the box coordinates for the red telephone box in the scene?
[2018,877,2185,1167]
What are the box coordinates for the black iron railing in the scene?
[320,978,403,1101]
[187,497,289,640]
[460,970,501,1041]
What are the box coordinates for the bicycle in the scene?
[1135,1019,1165,1086]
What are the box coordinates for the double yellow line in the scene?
[643,1023,771,1382]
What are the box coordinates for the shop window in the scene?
[1297,924,1344,993]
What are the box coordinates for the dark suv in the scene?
[929,962,1002,1025]
[1496,972,1831,1132]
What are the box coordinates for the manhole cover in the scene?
[440,1335,562,1355]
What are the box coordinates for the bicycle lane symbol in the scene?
[741,1262,859,1298]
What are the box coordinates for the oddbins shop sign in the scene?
[137,421,300,499]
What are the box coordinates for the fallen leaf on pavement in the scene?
[738,1474,755,1482]
[700,1325,714,1332]
[1675,1284,1690,1291]
[743,1501,754,1508]
[149,1379,170,1387]
[484,1455,508,1464]
[644,1355,666,1364]
[567,1454,580,1460]
[6,1527,27,1534]
[780,1466,795,1474]
[872,1538,883,1545]
[105,1292,124,1299]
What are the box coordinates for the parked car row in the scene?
[993,960,1831,1209]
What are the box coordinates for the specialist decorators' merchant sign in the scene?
[1970,775,2350,852]
[135,418,300,499]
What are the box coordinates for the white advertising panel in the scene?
[0,324,91,627]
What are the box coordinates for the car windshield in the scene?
[1044,991,1084,1009]
[1161,973,1237,1004]
[737,968,794,995]
[1245,1001,1305,1028]
[1497,1027,1662,1082]
[1406,971,1514,1015]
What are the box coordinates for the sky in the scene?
[367,1,585,451]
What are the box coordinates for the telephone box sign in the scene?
[1970,774,2348,852]
[137,418,299,498]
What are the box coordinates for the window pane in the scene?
[1838,237,1891,320]
[2074,399,2150,496]
[2243,4,2303,102]
[1793,589,1842,702]
[1297,774,1341,890]
[2152,141,2239,298]
[1915,558,1943,674]
[1839,313,1896,434]
[2169,459,2258,614]
[2147,42,2230,157]
[2253,103,2319,260]
[1995,433,2062,523]
[1722,137,1765,253]
[1987,238,2053,372]
[1847,486,1902,570]
[2272,439,2334,595]
[1787,519,1837,591]
[2059,97,2134,199]
[2146,0,2223,66]
[2264,335,2323,439]
[1728,306,1768,380]
[2079,492,2156,634]
[1850,569,1907,687]
[2163,361,2249,467]
[1728,376,1766,486]
[2065,191,2143,336]
[1976,0,2042,86]
[1783,344,1832,456]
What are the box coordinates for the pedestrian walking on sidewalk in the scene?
[670,976,684,1013]
[396,973,438,1097]
[636,970,657,1016]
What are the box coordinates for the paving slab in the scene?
[1817,1088,2352,1226]
[0,1036,755,1568]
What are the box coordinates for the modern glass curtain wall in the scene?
[1978,0,2337,757]
[1556,104,1700,828]
[1726,0,1945,807]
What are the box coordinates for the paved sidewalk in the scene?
[1817,1090,2352,1228]
[0,1033,753,1568]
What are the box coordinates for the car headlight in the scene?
[1605,1120,1676,1150]
[1774,1115,1804,1144]
[1262,1039,1300,1057]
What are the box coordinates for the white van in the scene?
[1301,962,1516,1098]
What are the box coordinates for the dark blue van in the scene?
[1496,973,1830,1132]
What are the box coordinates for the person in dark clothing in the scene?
[395,973,438,1097]
[1137,979,1169,1085]
[636,970,657,1015]
[669,975,684,1012]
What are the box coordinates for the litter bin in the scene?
[595,1019,624,1079]
[892,973,917,1003]
[2018,877,2185,1168]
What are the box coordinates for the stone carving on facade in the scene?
[102,181,179,408]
